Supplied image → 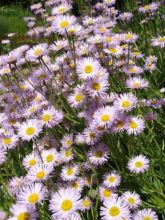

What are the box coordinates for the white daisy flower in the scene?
[99,186,117,201]
[42,149,59,166]
[18,119,42,141]
[100,197,131,220]
[26,164,53,182]
[103,172,121,188]
[22,152,40,170]
[49,188,82,219]
[115,93,138,112]
[81,196,92,211]
[128,155,149,174]
[8,203,38,220]
[61,165,79,181]
[77,57,100,80]
[93,106,117,128]
[17,183,48,205]
[8,176,24,196]
[134,208,158,220]
[126,116,145,135]
[88,144,109,165]
[121,191,141,209]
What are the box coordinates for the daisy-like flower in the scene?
[70,178,85,192]
[121,191,141,209]
[50,39,68,52]
[18,119,42,141]
[88,144,109,165]
[103,0,116,6]
[52,3,72,15]
[0,146,6,165]
[22,152,40,170]
[134,208,158,220]
[40,107,63,127]
[104,46,123,57]
[126,77,149,89]
[99,186,117,201]
[103,172,121,188]
[151,36,165,48]
[81,196,92,211]
[126,116,145,135]
[93,106,117,128]
[61,134,73,149]
[86,77,108,97]
[52,15,76,34]
[123,32,138,43]
[60,148,73,163]
[49,187,82,219]
[8,203,38,220]
[61,164,79,181]
[42,149,59,166]
[128,155,149,174]
[17,183,48,205]
[1,134,18,149]
[77,57,100,80]
[26,164,53,182]
[100,197,131,220]
[26,43,48,60]
[115,93,137,112]
[68,89,86,108]
[8,176,24,196]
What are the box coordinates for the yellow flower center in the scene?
[46,154,54,162]
[103,189,111,197]
[135,161,143,168]
[28,193,39,204]
[128,197,135,205]
[28,159,37,166]
[66,168,73,175]
[83,199,91,207]
[105,37,112,42]
[29,107,36,113]
[109,48,117,54]
[65,150,71,157]
[129,121,138,129]
[92,82,101,91]
[95,150,103,158]
[58,7,65,13]
[42,114,52,122]
[101,114,110,122]
[125,34,133,40]
[84,65,93,74]
[89,132,95,139]
[143,216,151,220]
[144,5,151,10]
[133,51,140,56]
[108,176,116,183]
[158,37,165,42]
[36,170,45,179]
[66,140,72,146]
[60,21,69,29]
[109,206,120,217]
[129,67,136,74]
[61,199,73,211]
[133,82,141,88]
[99,27,107,32]
[34,49,43,56]
[25,127,35,136]
[122,100,131,108]
[17,212,30,220]
[75,94,83,102]
[2,138,12,145]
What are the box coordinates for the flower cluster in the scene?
[0,0,164,219]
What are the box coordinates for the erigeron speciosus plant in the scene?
[0,0,165,219]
